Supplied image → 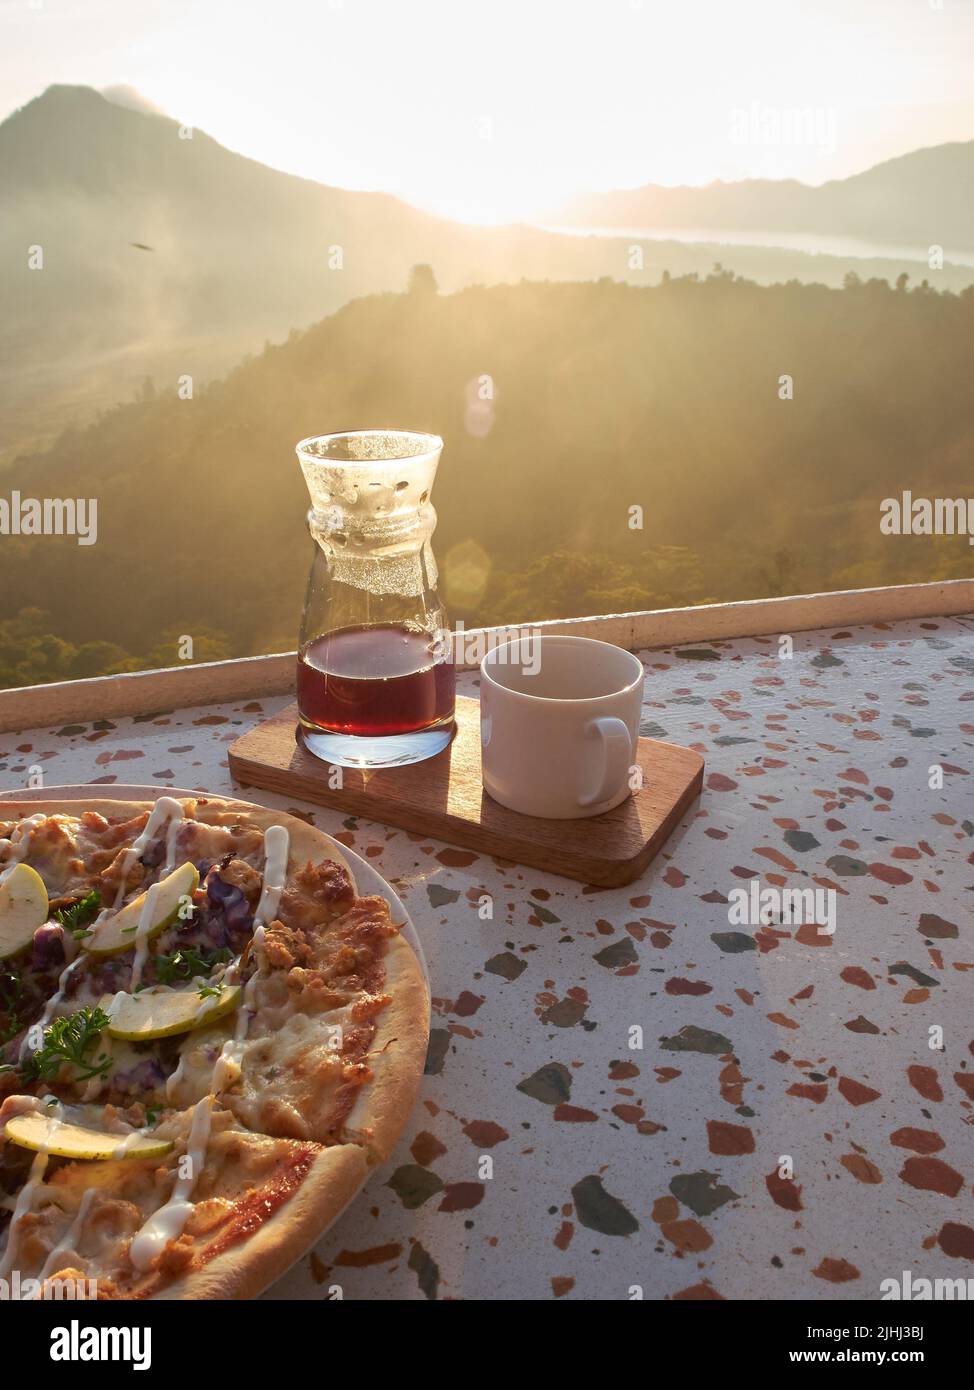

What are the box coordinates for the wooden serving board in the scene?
[228,697,704,887]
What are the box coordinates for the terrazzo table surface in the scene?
[3,613,973,1301]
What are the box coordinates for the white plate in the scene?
[0,783,429,984]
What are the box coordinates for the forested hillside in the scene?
[2,268,972,688]
[6,88,973,465]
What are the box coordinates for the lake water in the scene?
[537,224,974,269]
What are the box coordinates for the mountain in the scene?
[547,141,974,248]
[0,84,452,369]
[3,87,973,464]
[0,85,625,453]
[3,271,973,688]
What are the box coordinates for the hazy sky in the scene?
[2,0,973,222]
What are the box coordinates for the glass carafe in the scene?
[295,430,455,768]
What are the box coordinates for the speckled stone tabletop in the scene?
[3,613,973,1301]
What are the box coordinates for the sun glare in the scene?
[4,0,973,221]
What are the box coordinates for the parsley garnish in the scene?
[144,1104,162,1127]
[155,946,231,986]
[197,984,223,1001]
[54,889,102,940]
[22,1006,113,1084]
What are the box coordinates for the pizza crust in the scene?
[343,932,431,1164]
[153,1142,369,1300]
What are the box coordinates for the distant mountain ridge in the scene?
[0,83,447,350]
[2,85,973,461]
[0,85,659,454]
[547,140,974,249]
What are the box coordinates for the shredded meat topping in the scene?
[278,858,355,931]
[219,856,262,903]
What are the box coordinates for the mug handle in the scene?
[578,717,632,807]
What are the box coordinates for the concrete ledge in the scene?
[0,578,971,734]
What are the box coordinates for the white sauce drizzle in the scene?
[230,825,289,1051]
[130,880,162,993]
[211,826,289,1093]
[162,807,185,875]
[111,1129,147,1160]
[164,1046,190,1103]
[0,1151,50,1277]
[19,953,86,1062]
[210,1039,245,1092]
[88,903,114,936]
[127,1097,212,1272]
[0,813,48,884]
[111,796,184,909]
[234,926,265,1045]
[253,826,289,928]
[35,1188,97,1285]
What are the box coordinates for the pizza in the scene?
[0,794,429,1299]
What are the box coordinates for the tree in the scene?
[0,608,138,688]
[407,263,438,295]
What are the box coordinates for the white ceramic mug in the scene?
[479,635,644,819]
